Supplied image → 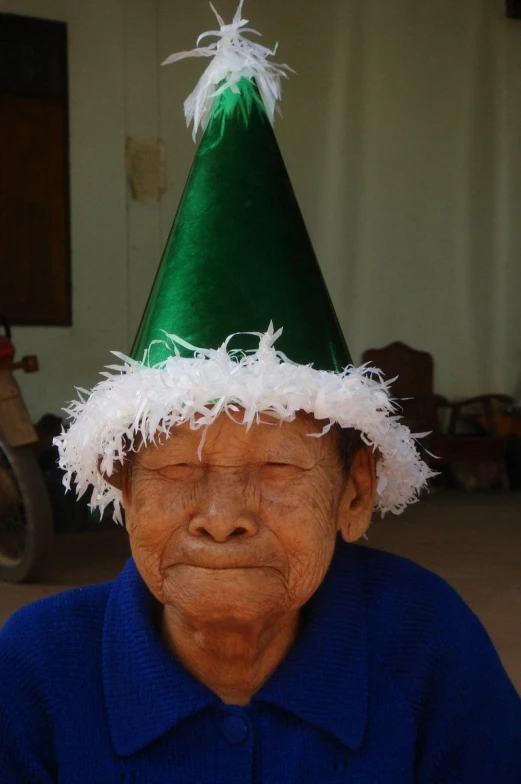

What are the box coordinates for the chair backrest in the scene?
[361,342,434,399]
[361,342,437,433]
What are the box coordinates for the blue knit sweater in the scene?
[1,542,520,783]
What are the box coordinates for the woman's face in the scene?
[123,414,374,625]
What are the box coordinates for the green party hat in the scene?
[55,1,434,523]
[131,2,351,371]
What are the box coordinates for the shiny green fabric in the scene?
[132,79,352,371]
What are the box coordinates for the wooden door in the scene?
[0,13,70,325]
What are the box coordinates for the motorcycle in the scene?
[0,314,54,582]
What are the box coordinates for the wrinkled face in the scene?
[123,414,367,625]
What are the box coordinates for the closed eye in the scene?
[157,463,204,481]
[259,462,304,479]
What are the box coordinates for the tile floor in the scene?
[1,490,520,692]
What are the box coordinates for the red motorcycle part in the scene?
[0,337,15,362]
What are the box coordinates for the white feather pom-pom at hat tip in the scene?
[161,0,294,139]
[53,328,436,524]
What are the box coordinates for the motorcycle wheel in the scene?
[0,435,54,583]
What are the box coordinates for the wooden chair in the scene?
[361,342,514,483]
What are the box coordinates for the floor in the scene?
[1,490,520,693]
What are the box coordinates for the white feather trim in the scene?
[54,327,436,524]
[162,0,293,139]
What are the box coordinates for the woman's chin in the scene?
[161,564,288,624]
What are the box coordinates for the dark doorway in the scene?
[0,13,71,325]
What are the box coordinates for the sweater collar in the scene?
[255,540,369,750]
[103,559,219,756]
[103,541,368,756]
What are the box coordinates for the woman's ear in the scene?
[121,460,132,506]
[97,459,123,491]
[336,446,377,542]
[97,458,132,507]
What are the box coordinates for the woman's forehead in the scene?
[140,413,329,458]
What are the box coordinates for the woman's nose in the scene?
[188,512,258,542]
[188,477,259,542]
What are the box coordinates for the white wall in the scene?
[4,0,521,420]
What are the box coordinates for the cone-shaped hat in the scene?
[55,2,434,523]
[132,77,351,370]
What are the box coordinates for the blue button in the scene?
[220,714,249,744]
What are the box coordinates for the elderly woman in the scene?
[1,4,520,782]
